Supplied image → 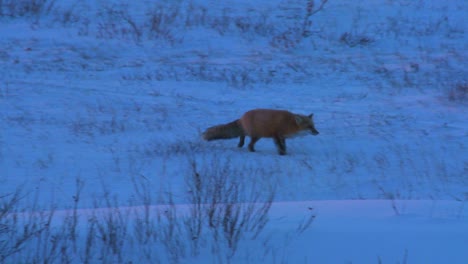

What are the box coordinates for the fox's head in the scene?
[295,114,319,135]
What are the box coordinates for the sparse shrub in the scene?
[301,0,328,37]
[70,116,126,137]
[448,82,468,102]
[0,188,55,263]
[146,3,180,44]
[185,159,276,259]
[270,26,303,50]
[0,0,55,18]
[339,32,374,47]
[270,0,328,50]
[0,158,314,263]
[96,4,143,42]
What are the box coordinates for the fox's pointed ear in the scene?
[308,113,314,119]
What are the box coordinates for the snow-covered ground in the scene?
[1,0,467,263]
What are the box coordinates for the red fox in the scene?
[202,109,319,155]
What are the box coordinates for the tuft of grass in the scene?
[0,0,56,18]
[448,82,468,103]
[339,32,374,47]
[270,0,329,50]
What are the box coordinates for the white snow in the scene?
[1,0,467,263]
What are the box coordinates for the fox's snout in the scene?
[307,125,319,135]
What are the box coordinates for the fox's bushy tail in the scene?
[202,120,244,140]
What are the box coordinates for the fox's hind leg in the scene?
[248,137,260,152]
[273,136,286,155]
[238,135,245,148]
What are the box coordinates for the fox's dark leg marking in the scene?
[248,137,260,152]
[238,135,245,148]
[274,136,287,155]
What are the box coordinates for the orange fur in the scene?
[202,109,319,155]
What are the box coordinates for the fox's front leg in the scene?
[273,136,286,155]
[238,135,245,148]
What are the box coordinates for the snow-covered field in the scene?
[1,0,467,263]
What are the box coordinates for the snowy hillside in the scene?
[1,0,467,263]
